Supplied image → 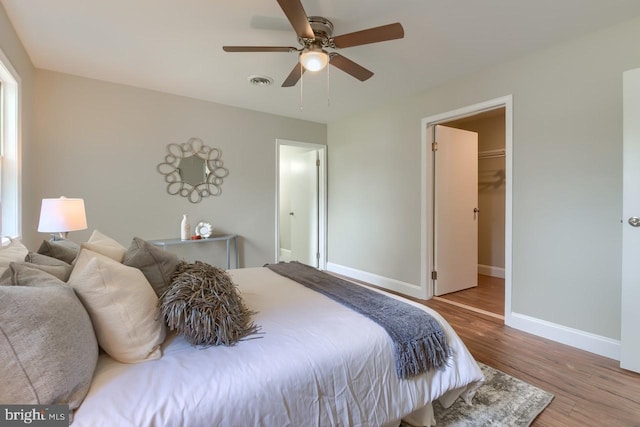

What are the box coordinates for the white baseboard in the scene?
[327,263,620,361]
[478,264,505,278]
[325,262,426,300]
[506,312,620,361]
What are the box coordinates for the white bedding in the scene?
[73,267,483,427]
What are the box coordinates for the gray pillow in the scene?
[0,261,72,283]
[0,272,98,414]
[37,239,80,264]
[25,251,72,267]
[123,237,180,297]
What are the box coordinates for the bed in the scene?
[72,266,484,427]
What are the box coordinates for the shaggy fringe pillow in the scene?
[160,261,259,346]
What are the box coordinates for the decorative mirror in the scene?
[157,137,229,203]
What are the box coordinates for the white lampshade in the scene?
[300,48,329,72]
[38,197,87,235]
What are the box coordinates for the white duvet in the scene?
[73,267,483,427]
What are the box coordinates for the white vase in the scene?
[180,214,190,240]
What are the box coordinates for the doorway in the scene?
[421,96,512,320]
[437,109,506,317]
[275,139,327,268]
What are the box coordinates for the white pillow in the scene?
[0,238,29,276]
[80,230,127,262]
[68,249,166,363]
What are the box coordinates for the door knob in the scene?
[629,217,640,227]
[289,212,294,216]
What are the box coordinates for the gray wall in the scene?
[328,16,640,340]
[29,70,326,268]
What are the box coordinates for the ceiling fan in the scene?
[223,0,404,87]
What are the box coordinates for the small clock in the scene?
[195,222,212,239]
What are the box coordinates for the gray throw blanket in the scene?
[266,262,452,379]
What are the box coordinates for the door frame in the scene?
[275,139,327,269]
[421,95,513,321]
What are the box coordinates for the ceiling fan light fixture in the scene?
[222,0,405,88]
[300,48,329,72]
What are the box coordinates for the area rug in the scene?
[431,362,554,426]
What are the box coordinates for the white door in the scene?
[289,149,318,266]
[621,68,640,373]
[433,125,479,296]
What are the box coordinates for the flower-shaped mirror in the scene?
[157,138,229,203]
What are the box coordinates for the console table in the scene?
[148,234,238,269]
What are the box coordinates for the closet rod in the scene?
[478,149,505,159]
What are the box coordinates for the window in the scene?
[0,47,21,238]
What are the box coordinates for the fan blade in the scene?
[329,54,373,81]
[277,0,314,39]
[223,46,297,53]
[282,62,306,87]
[332,23,404,49]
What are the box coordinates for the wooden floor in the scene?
[437,274,505,316]
[334,272,640,425]
[422,298,640,426]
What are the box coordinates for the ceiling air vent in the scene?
[248,75,274,86]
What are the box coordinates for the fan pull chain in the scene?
[326,62,331,107]
[300,65,304,111]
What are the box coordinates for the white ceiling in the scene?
[3,0,640,124]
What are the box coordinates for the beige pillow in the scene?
[0,238,29,276]
[68,249,166,363]
[80,230,127,262]
[0,274,98,413]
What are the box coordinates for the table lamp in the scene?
[37,197,88,239]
